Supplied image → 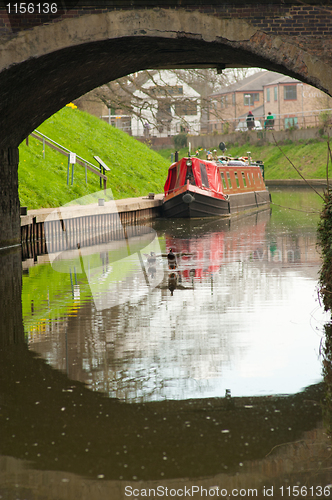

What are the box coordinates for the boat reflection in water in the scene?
[1,201,331,499]
[160,211,270,296]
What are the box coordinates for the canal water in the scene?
[1,187,332,499]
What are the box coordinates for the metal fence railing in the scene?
[27,130,110,189]
[207,107,332,133]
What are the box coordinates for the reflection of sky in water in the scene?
[26,206,328,403]
[117,263,326,401]
[201,270,325,397]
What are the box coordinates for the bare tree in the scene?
[74,67,261,133]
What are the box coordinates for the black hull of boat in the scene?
[162,191,230,218]
[228,190,271,212]
[162,190,271,218]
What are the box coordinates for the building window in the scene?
[244,93,259,106]
[266,88,270,102]
[151,85,183,97]
[274,86,278,101]
[232,93,236,105]
[284,85,297,100]
[284,117,298,129]
[220,95,229,108]
[174,101,197,116]
[244,94,252,106]
[156,101,172,124]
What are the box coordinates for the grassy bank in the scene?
[158,138,331,181]
[19,106,169,209]
[230,139,330,180]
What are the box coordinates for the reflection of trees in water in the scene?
[29,247,306,403]
[29,272,239,401]
[27,210,322,403]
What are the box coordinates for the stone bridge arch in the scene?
[1,5,332,246]
[2,8,332,147]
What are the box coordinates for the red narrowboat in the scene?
[162,156,270,218]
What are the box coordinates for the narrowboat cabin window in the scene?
[241,172,247,187]
[200,163,210,188]
[185,160,196,186]
[226,172,232,189]
[234,172,240,188]
[220,172,228,190]
[176,163,182,188]
[168,167,177,193]
[247,172,251,185]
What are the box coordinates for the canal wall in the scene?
[188,127,325,151]
[265,179,329,187]
[21,194,163,260]
[136,128,325,154]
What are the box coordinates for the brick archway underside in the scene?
[1,8,331,148]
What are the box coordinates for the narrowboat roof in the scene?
[164,157,224,196]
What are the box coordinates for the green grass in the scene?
[158,138,332,181]
[227,140,331,180]
[19,106,170,209]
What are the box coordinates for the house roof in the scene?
[263,74,301,86]
[210,70,300,96]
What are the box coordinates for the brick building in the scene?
[208,71,278,133]
[263,74,332,131]
[208,71,332,133]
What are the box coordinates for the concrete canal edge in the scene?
[265,179,329,187]
[20,194,164,253]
